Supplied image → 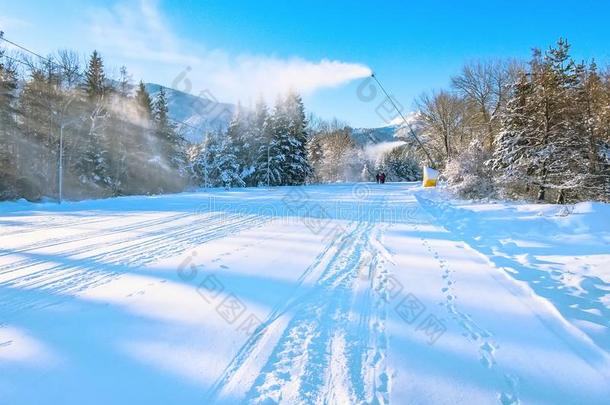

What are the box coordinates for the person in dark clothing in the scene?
[380,172,386,184]
[375,173,380,184]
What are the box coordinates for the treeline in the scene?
[188,94,311,188]
[307,119,420,184]
[0,39,188,201]
[415,39,610,202]
[188,104,422,189]
[3,35,418,202]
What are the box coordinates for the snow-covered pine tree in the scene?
[152,86,188,192]
[491,71,537,197]
[284,92,311,185]
[492,39,593,202]
[251,98,279,186]
[152,86,171,143]
[188,138,209,188]
[380,145,422,182]
[78,51,113,195]
[306,134,324,183]
[194,131,243,189]
[538,39,590,203]
[241,107,259,185]
[226,103,252,185]
[215,133,245,189]
[259,96,290,186]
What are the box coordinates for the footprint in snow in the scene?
[479,342,497,369]
[499,374,520,405]
[220,265,229,269]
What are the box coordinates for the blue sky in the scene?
[1,0,609,127]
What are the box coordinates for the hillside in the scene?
[145,84,237,143]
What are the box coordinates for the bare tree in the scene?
[451,60,523,149]
[56,49,81,90]
[417,90,470,164]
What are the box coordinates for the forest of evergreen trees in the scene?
[188,93,312,188]
[0,37,189,201]
[0,33,417,202]
[1,36,609,203]
[0,36,322,200]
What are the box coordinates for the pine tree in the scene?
[307,134,324,183]
[121,80,157,195]
[152,86,188,191]
[135,81,153,118]
[267,96,292,185]
[226,103,250,184]
[538,39,588,202]
[492,39,605,203]
[192,131,243,188]
[84,51,106,100]
[79,51,112,195]
[188,141,207,188]
[251,98,277,186]
[284,92,311,185]
[215,134,244,188]
[491,72,535,197]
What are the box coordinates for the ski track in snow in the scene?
[2,184,609,404]
[0,210,271,319]
[209,195,392,405]
[0,214,119,237]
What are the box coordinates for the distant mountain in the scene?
[145,83,237,144]
[351,112,425,147]
[351,126,399,146]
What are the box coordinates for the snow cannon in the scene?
[423,167,439,188]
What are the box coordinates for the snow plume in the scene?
[363,141,406,161]
[87,0,371,102]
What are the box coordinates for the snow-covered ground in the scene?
[1,183,609,404]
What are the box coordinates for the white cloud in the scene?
[86,0,371,103]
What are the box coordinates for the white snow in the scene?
[1,183,609,404]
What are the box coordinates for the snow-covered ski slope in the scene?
[1,183,609,404]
